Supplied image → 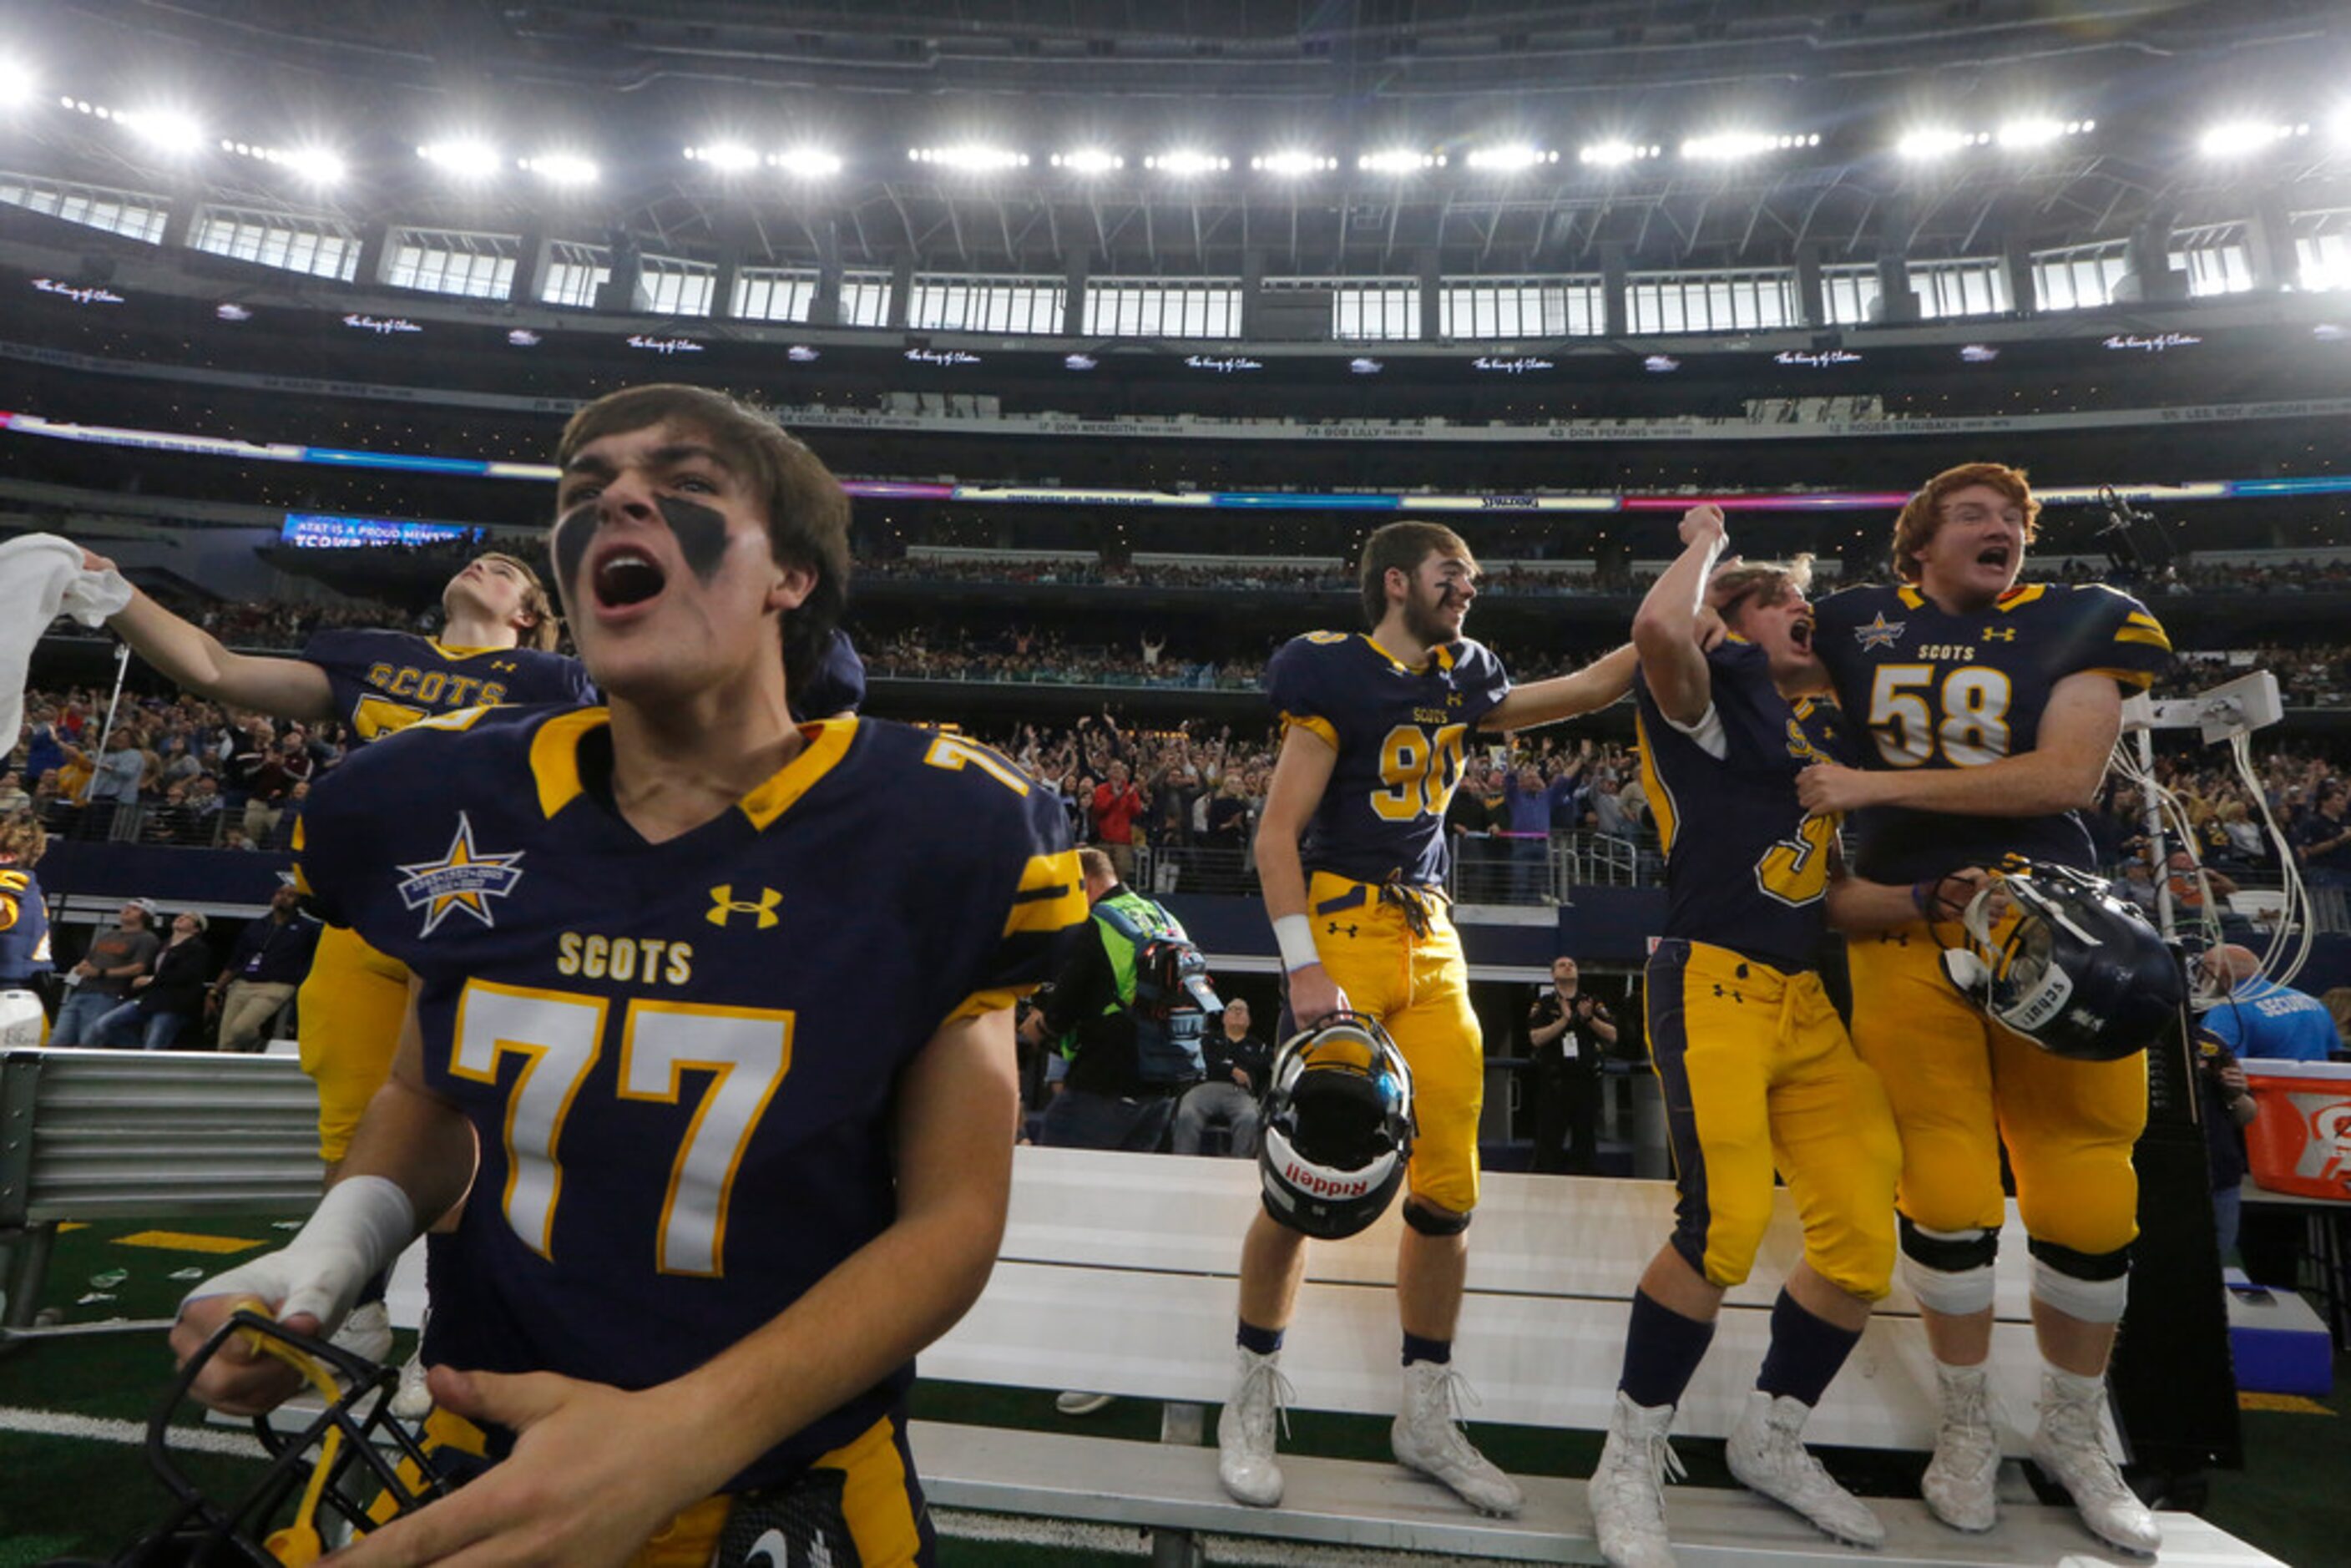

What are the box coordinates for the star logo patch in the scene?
[1853,612,1906,650]
[395,813,526,936]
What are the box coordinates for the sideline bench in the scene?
[3,1050,2275,1563]
[895,1145,2277,1565]
[0,1046,322,1333]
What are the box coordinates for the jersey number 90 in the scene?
[1371,723,1469,822]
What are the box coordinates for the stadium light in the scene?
[1465,144,1560,171]
[685,143,760,173]
[1147,149,1230,175]
[418,139,502,180]
[1051,149,1124,174]
[220,138,346,185]
[770,148,842,178]
[119,106,204,154]
[520,153,599,186]
[1995,117,2093,149]
[0,58,35,109]
[1896,128,1990,160]
[1681,130,1820,161]
[2197,120,2308,158]
[1579,140,1660,166]
[1357,149,1443,174]
[1251,150,1335,175]
[909,144,1029,170]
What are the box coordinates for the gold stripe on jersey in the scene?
[1002,849,1086,938]
[1993,584,2047,610]
[1280,711,1341,751]
[531,708,608,817]
[740,718,859,830]
[2088,665,2162,690]
[2116,613,2172,650]
[1633,711,1682,858]
[946,984,1033,1024]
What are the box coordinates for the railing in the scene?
[1135,831,1661,907]
[28,797,294,851]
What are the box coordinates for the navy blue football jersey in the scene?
[1264,632,1511,888]
[294,706,1081,1490]
[1813,581,2172,883]
[1635,640,1856,973]
[301,629,595,741]
[0,866,51,981]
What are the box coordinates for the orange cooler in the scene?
[2242,1060,2351,1200]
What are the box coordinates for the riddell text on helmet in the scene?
[1284,1160,1375,1199]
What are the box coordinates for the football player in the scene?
[1593,503,1934,1565]
[169,383,1083,1567]
[0,809,53,1047]
[83,542,589,1363]
[1219,518,1639,1516]
[1798,463,2173,1555]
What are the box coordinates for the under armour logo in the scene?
[1326,921,1358,938]
[707,884,782,929]
[1981,627,2017,642]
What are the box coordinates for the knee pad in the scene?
[2029,1237,2132,1325]
[1402,1196,1472,1237]
[1899,1218,1999,1317]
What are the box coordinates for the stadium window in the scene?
[2170,225,2252,297]
[190,204,361,282]
[1438,277,1604,339]
[840,272,896,328]
[2030,240,2127,312]
[1909,257,2009,318]
[640,254,717,316]
[383,226,519,300]
[2300,231,2351,291]
[1627,268,1797,335]
[0,170,170,244]
[733,268,819,321]
[542,239,612,309]
[1084,278,1243,338]
[908,275,1067,333]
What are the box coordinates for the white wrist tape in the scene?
[1272,914,1321,974]
[179,1175,417,1333]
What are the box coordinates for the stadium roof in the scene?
[6,1,2347,272]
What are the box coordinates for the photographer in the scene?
[1526,954,1616,1174]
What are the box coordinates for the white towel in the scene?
[1,533,133,756]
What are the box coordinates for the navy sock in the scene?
[356,1268,389,1308]
[1617,1288,1716,1411]
[1402,1331,1452,1367]
[1237,1319,1285,1358]
[1756,1288,1864,1408]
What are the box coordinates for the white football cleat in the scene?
[1921,1362,2000,1534]
[1391,1360,1524,1516]
[2031,1369,2161,1556]
[1589,1390,1682,1568]
[327,1299,393,1366]
[1725,1390,1884,1547]
[1216,1347,1292,1507]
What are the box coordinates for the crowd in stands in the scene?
[8,689,340,851]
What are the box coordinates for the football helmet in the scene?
[64,1308,447,1566]
[1937,861,2185,1061]
[1258,1011,1415,1239]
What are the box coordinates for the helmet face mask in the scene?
[89,1310,447,1566]
[1257,1012,1415,1240]
[1937,861,2185,1061]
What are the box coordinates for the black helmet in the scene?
[1938,861,2185,1061]
[1257,1011,1415,1239]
